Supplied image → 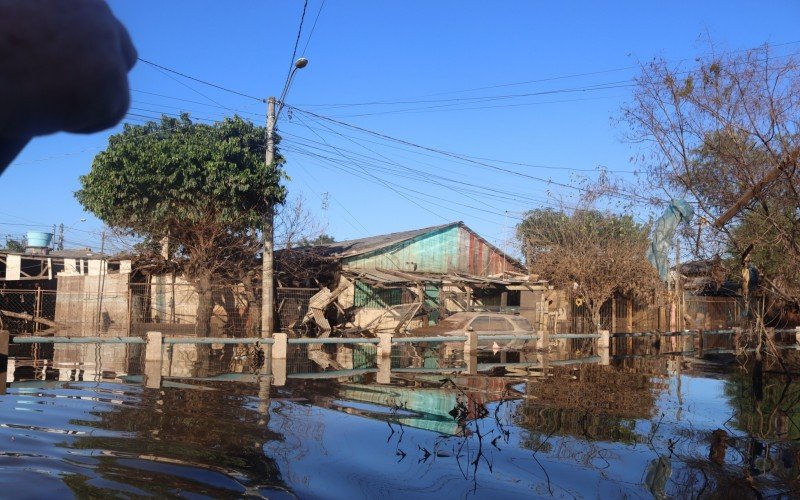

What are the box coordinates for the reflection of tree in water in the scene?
[669,359,800,498]
[516,362,664,445]
[63,382,287,497]
[658,357,800,498]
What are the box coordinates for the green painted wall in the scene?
[343,225,460,273]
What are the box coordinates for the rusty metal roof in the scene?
[343,266,546,288]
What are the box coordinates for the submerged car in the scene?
[408,312,536,350]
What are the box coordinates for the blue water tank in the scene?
[26,231,53,248]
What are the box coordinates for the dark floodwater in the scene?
[2,342,800,499]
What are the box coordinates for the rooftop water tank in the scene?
[26,231,53,249]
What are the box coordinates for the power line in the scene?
[285,0,309,76]
[330,93,628,118]
[137,57,265,102]
[293,40,800,108]
[295,80,633,109]
[288,105,657,205]
[301,0,327,55]
[290,115,450,222]
[281,117,633,174]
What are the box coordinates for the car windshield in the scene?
[511,317,533,331]
[470,316,513,332]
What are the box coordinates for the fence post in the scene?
[272,332,288,360]
[795,326,800,347]
[377,333,393,384]
[378,332,393,358]
[695,329,704,355]
[536,329,549,351]
[0,329,8,395]
[733,327,742,352]
[272,357,287,386]
[144,331,162,389]
[464,330,478,355]
[598,329,610,365]
[145,331,163,363]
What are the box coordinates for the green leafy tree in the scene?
[517,207,659,332]
[76,114,286,336]
[4,236,26,253]
[299,233,335,246]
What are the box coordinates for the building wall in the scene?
[343,225,521,276]
[54,273,130,336]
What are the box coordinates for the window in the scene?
[354,282,404,309]
[490,317,513,331]
[469,316,513,332]
[511,317,533,331]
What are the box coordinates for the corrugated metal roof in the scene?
[309,222,459,259]
[306,221,526,272]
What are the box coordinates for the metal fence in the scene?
[0,288,129,336]
[129,283,316,337]
[2,284,317,337]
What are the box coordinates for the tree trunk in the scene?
[195,274,214,337]
[244,279,261,338]
[586,304,601,334]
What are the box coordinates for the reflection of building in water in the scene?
[53,343,140,381]
[309,374,521,435]
[517,361,668,442]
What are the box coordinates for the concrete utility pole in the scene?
[261,57,308,339]
[261,97,277,339]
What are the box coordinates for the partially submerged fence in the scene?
[0,284,317,337]
[6,323,800,389]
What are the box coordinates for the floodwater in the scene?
[2,340,800,499]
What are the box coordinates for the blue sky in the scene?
[1,1,798,254]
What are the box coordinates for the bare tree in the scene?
[622,44,800,304]
[517,199,660,332]
[275,194,326,250]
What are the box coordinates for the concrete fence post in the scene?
[144,331,163,389]
[536,329,549,351]
[378,333,393,358]
[464,330,478,355]
[272,358,287,387]
[272,332,288,360]
[0,329,8,395]
[733,327,743,352]
[795,326,800,346]
[377,333,393,384]
[145,331,163,363]
[598,330,610,366]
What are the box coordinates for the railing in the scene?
[6,326,800,389]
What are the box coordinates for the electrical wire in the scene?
[137,57,264,102]
[301,0,326,55]
[287,105,658,205]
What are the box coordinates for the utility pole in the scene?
[58,223,64,251]
[95,229,107,335]
[261,57,307,339]
[261,97,277,339]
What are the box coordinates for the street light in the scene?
[277,57,309,116]
[262,58,308,339]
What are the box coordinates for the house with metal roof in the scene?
[287,222,551,337]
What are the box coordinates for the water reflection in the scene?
[2,340,800,497]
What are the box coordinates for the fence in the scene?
[129,283,317,337]
[8,327,800,388]
[1,284,317,337]
[0,287,130,336]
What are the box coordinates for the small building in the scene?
[288,221,552,335]
[0,243,131,336]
